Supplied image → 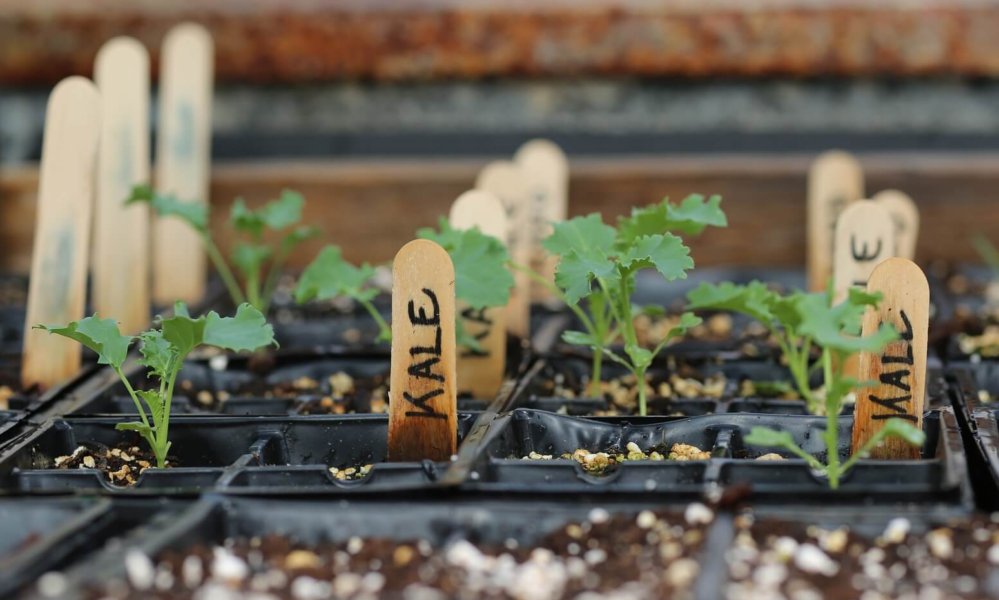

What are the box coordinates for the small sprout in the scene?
[295,245,389,342]
[512,195,727,414]
[35,304,276,468]
[690,283,925,488]
[128,185,319,313]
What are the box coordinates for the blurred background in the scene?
[1,0,998,270]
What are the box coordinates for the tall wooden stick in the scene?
[475,160,532,339]
[153,23,213,304]
[450,190,509,399]
[832,201,895,304]
[22,77,101,390]
[93,37,150,334]
[514,139,568,303]
[808,151,863,291]
[388,239,458,461]
[874,189,919,261]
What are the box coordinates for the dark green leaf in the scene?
[619,234,693,281]
[34,316,131,369]
[419,218,513,309]
[230,189,306,237]
[542,214,616,259]
[294,245,378,304]
[562,329,600,348]
[137,330,172,379]
[555,251,614,305]
[616,195,727,242]
[127,185,207,232]
[232,243,272,279]
[202,304,276,353]
[686,280,777,325]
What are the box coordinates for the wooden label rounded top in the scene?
[832,200,895,302]
[389,239,458,462]
[873,189,919,261]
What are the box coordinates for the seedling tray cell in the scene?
[522,357,954,418]
[0,413,477,494]
[0,497,186,598]
[43,496,720,600]
[466,408,970,505]
[70,354,508,417]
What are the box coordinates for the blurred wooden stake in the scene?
[808,151,863,291]
[515,139,568,304]
[476,160,532,339]
[153,23,213,305]
[22,77,101,390]
[93,37,150,334]
[450,190,509,400]
[874,189,919,261]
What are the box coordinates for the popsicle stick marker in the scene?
[475,160,531,339]
[93,37,150,334]
[874,189,919,261]
[389,239,458,462]
[514,139,568,303]
[153,23,213,305]
[450,190,509,399]
[852,258,929,459]
[22,77,101,390]
[808,151,864,291]
[832,201,895,304]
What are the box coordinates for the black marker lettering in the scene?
[410,327,442,357]
[869,393,911,414]
[851,234,883,262]
[403,388,444,414]
[408,289,440,326]
[879,369,911,392]
[408,356,444,382]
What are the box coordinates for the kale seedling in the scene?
[513,195,727,413]
[294,218,513,350]
[128,185,319,313]
[293,245,391,342]
[686,283,925,488]
[35,304,276,468]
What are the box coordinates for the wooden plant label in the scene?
[807,151,863,291]
[514,139,568,303]
[389,239,458,462]
[874,189,919,260]
[153,23,213,304]
[449,190,509,399]
[852,258,929,459]
[93,37,150,334]
[475,160,531,339]
[832,201,895,304]
[22,77,101,389]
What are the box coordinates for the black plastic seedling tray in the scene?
[38,496,724,600]
[0,497,188,598]
[30,496,984,600]
[0,413,478,495]
[465,407,971,506]
[968,407,999,511]
[521,356,955,417]
[62,354,505,417]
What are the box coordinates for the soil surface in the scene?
[175,369,390,415]
[87,508,713,599]
[54,443,168,486]
[728,512,999,599]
